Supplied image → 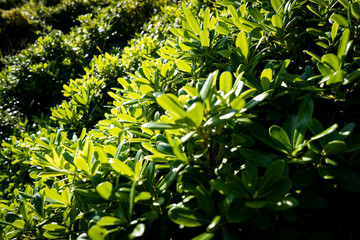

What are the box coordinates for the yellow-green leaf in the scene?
[200,30,210,47]
[176,60,192,73]
[330,13,349,27]
[260,68,272,91]
[96,182,113,200]
[74,157,89,174]
[184,8,201,35]
[110,158,135,180]
[236,32,249,60]
[219,71,233,93]
[186,102,204,127]
[157,94,186,119]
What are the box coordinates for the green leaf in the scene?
[157,94,186,119]
[215,24,230,35]
[45,188,66,205]
[204,110,237,127]
[97,216,127,226]
[74,157,89,174]
[192,232,215,240]
[168,207,208,227]
[110,159,135,180]
[245,200,267,209]
[338,0,349,8]
[230,96,246,110]
[94,147,108,163]
[195,185,216,217]
[88,225,107,240]
[293,96,313,148]
[200,70,219,104]
[157,163,183,191]
[238,149,273,167]
[186,102,204,127]
[176,59,192,73]
[337,28,351,61]
[331,22,338,42]
[257,160,285,195]
[244,91,271,110]
[43,224,66,231]
[219,71,233,93]
[200,30,210,47]
[184,8,201,35]
[236,31,249,60]
[226,202,253,223]
[310,123,338,142]
[206,215,222,232]
[324,140,347,155]
[228,5,239,19]
[260,68,272,91]
[326,70,344,85]
[96,182,113,200]
[351,2,360,19]
[12,219,25,229]
[271,0,282,12]
[135,192,151,202]
[330,13,349,27]
[173,137,188,162]
[321,54,341,71]
[249,8,264,22]
[129,223,145,239]
[142,122,185,130]
[269,125,292,154]
[271,14,283,28]
[203,8,210,30]
[33,193,44,217]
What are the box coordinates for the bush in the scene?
[1,0,360,239]
[0,0,166,141]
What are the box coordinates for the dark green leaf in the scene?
[168,207,208,227]
[238,148,273,167]
[293,96,313,148]
[195,185,216,217]
[269,125,292,154]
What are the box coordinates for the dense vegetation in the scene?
[1,0,360,239]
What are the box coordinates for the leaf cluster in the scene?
[1,0,360,239]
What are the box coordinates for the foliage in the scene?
[0,0,166,141]
[1,0,360,239]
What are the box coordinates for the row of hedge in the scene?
[1,0,360,239]
[0,0,166,140]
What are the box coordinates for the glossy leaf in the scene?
[260,68,272,91]
[293,97,313,148]
[269,125,292,154]
[337,28,351,61]
[96,182,113,200]
[200,70,218,103]
[176,60,192,73]
[200,30,210,47]
[110,159,135,180]
[184,8,201,35]
[330,14,349,27]
[236,31,249,60]
[321,54,340,71]
[168,207,208,227]
[271,0,282,12]
[219,71,233,93]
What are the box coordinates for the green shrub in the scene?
[0,0,166,141]
[1,0,360,239]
